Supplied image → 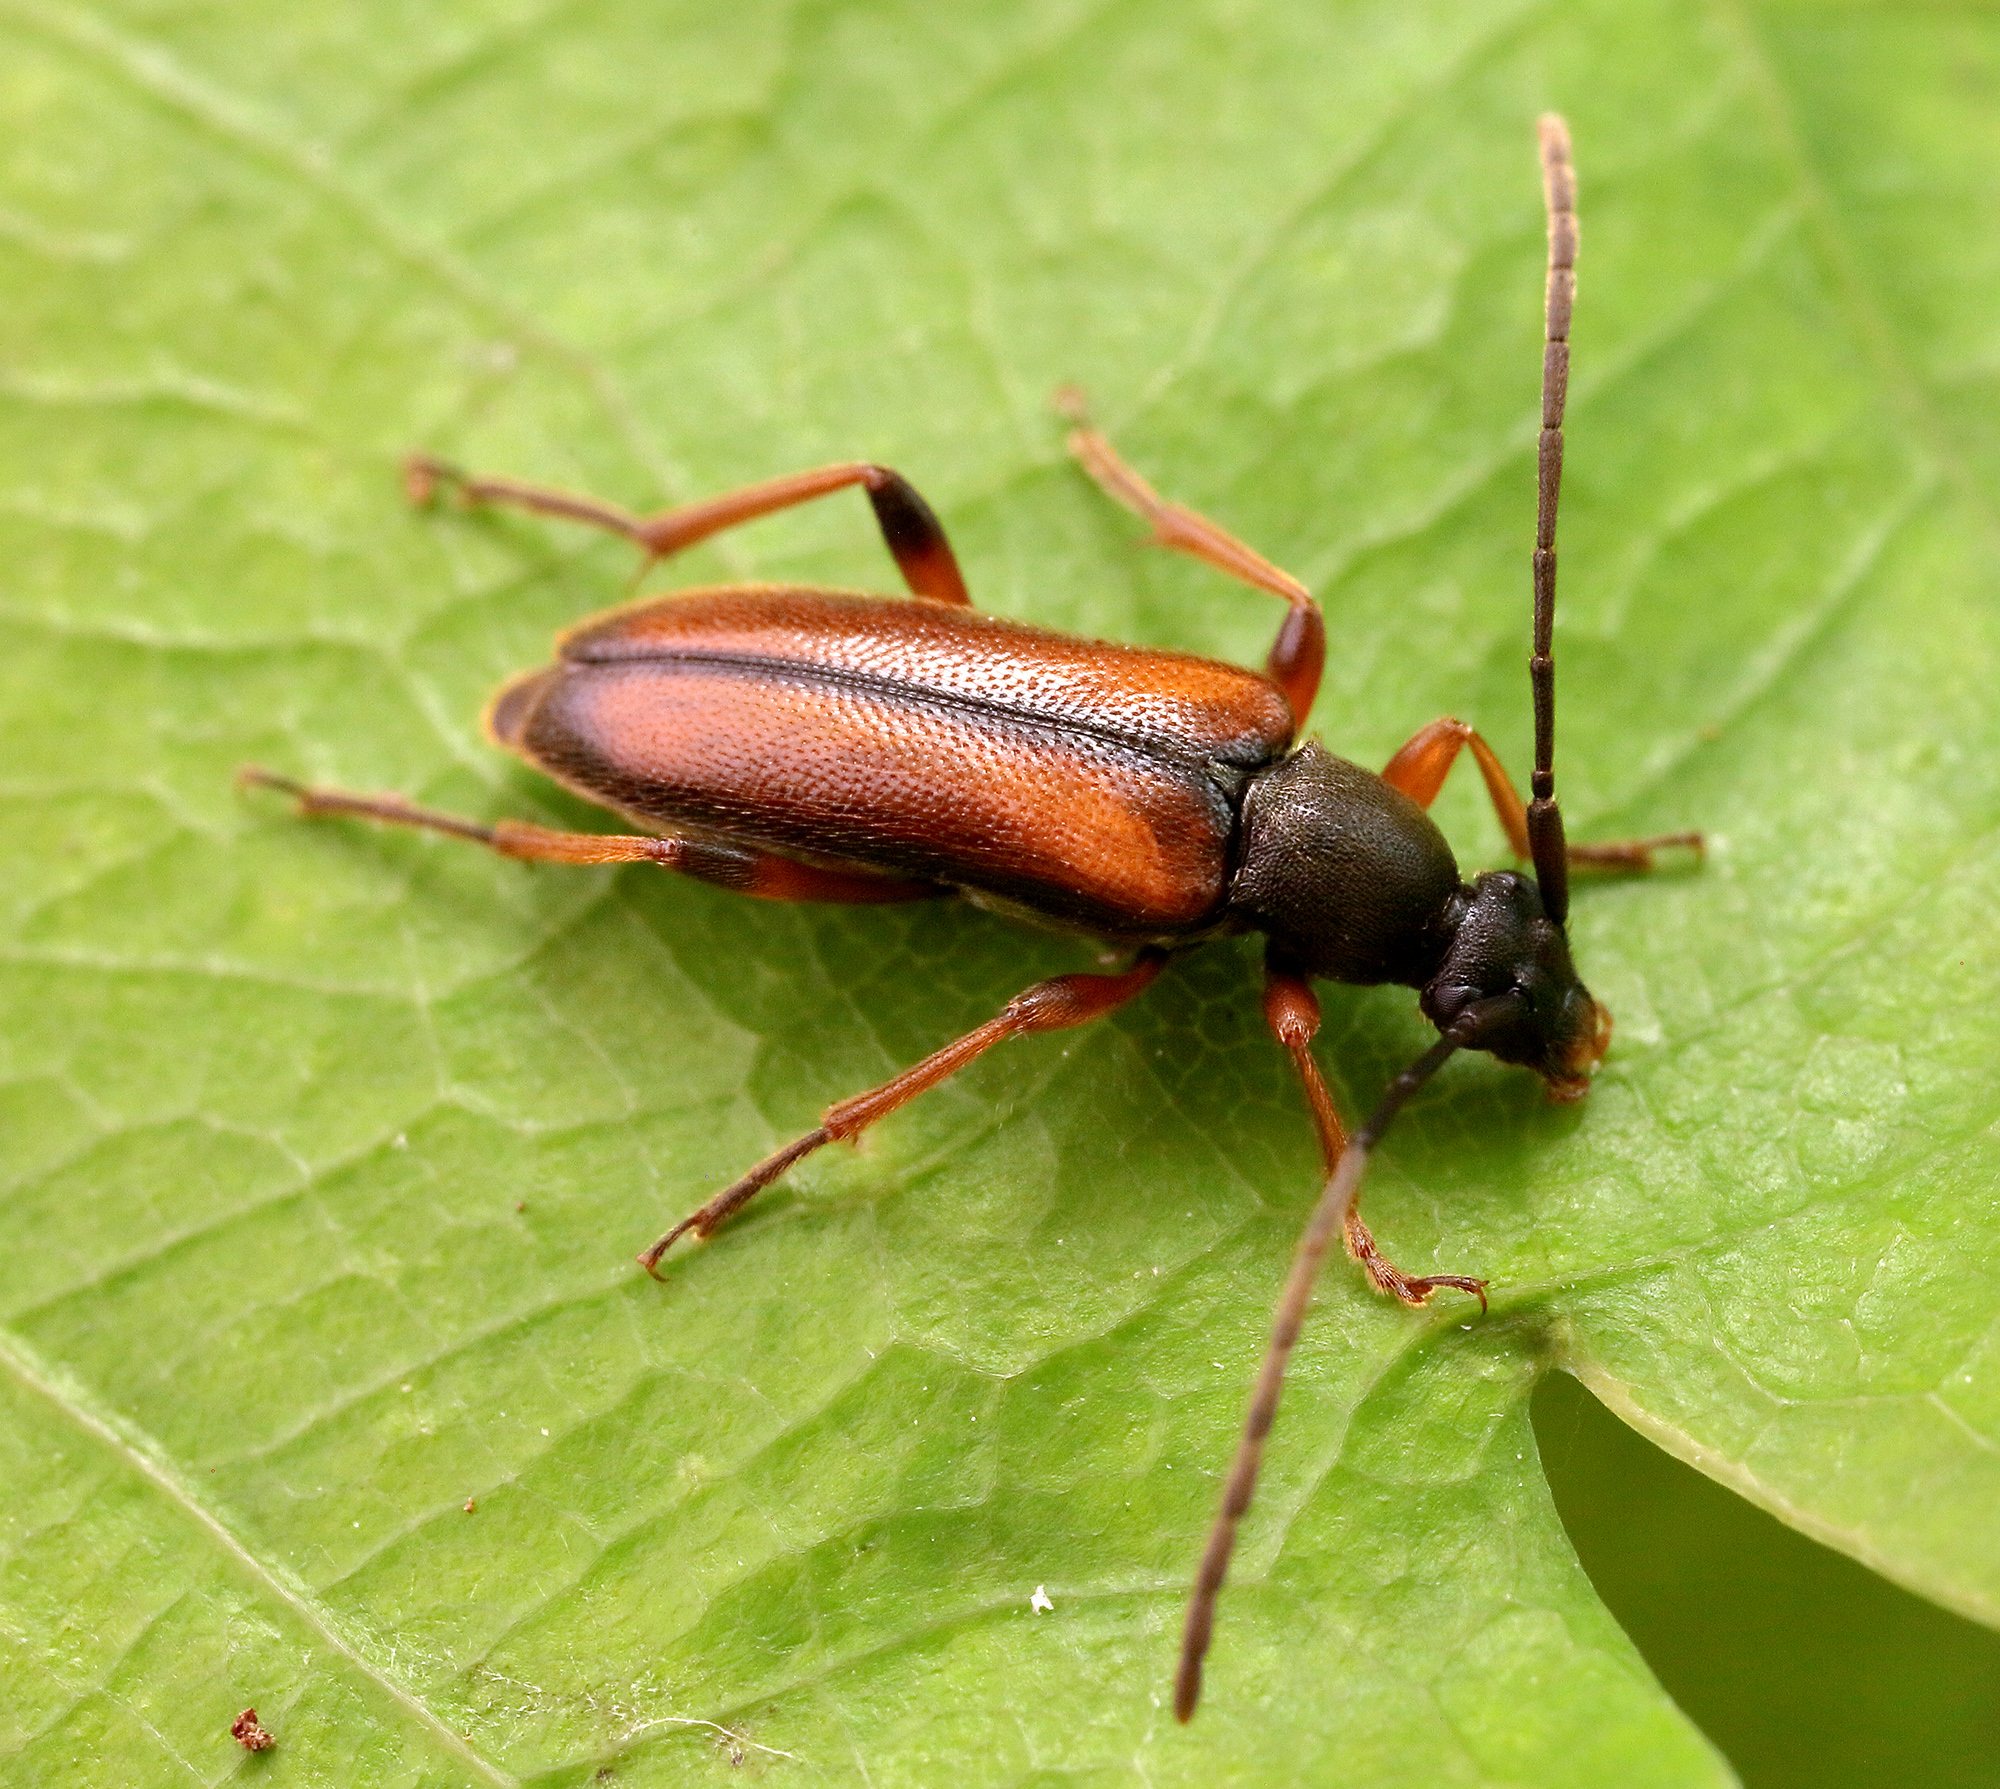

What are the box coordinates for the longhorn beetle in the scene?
[242,117,1698,1719]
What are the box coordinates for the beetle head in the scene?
[1419,870,1609,1099]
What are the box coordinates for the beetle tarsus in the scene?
[636,1217,703,1280]
[1342,1207,1487,1311]
[1396,1274,1490,1314]
[238,766,508,848]
[638,1125,838,1279]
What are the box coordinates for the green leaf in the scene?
[3,2,1996,1784]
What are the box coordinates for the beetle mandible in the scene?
[242,116,1698,1720]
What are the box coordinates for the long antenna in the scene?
[1528,113,1574,928]
[1173,1010,1501,1722]
[1173,121,1579,1722]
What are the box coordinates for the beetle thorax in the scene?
[1228,742,1466,986]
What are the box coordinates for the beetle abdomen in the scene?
[489,587,1296,936]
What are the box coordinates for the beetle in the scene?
[242,116,1696,1720]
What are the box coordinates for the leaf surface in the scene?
[2,2,1996,1784]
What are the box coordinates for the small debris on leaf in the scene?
[1031,1585,1053,1613]
[230,1707,275,1751]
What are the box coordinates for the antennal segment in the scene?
[1529,113,1575,927]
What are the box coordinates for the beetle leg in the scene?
[1261,967,1347,1171]
[236,768,943,901]
[405,455,971,605]
[1381,719,1703,869]
[637,948,1169,1276]
[1261,960,1476,1305]
[1055,387,1324,725]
